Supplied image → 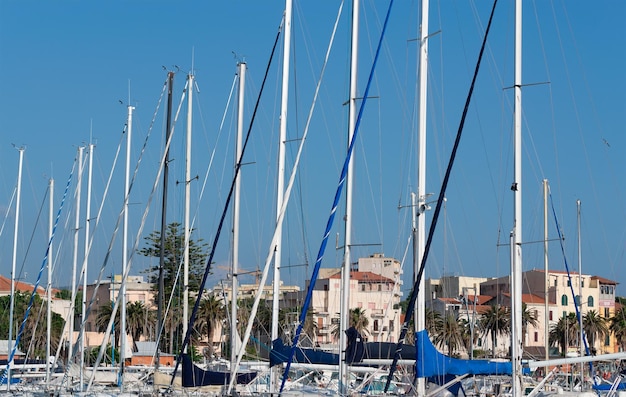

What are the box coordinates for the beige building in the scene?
[288,253,404,348]
[426,275,490,302]
[82,275,156,349]
[480,269,618,356]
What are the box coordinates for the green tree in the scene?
[610,305,626,352]
[280,307,318,344]
[521,302,539,346]
[583,310,608,354]
[433,313,465,357]
[95,302,121,348]
[126,301,155,342]
[138,222,208,354]
[139,222,209,300]
[0,292,65,359]
[425,307,444,340]
[549,312,578,356]
[478,304,510,357]
[196,294,226,358]
[331,308,370,341]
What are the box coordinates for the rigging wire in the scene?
[0,158,74,385]
[171,16,284,386]
[229,2,346,392]
[278,0,395,393]
[385,0,498,391]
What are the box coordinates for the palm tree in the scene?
[549,312,578,356]
[196,294,225,358]
[280,307,318,343]
[331,308,370,340]
[95,302,121,348]
[610,305,626,352]
[521,302,539,346]
[425,307,444,337]
[582,310,608,354]
[478,304,510,358]
[125,301,154,343]
[349,308,370,336]
[433,313,465,357]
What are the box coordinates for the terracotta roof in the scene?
[522,293,545,304]
[464,294,492,305]
[498,292,546,305]
[439,297,462,304]
[0,274,60,296]
[591,275,618,285]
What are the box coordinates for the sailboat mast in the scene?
[232,61,246,377]
[7,146,24,391]
[415,0,429,395]
[121,105,134,389]
[272,0,291,392]
[543,179,549,369]
[70,146,84,373]
[183,72,194,349]
[157,71,174,370]
[80,142,94,390]
[46,177,54,386]
[511,0,523,395]
[339,0,359,393]
[577,200,583,360]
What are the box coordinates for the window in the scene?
[575,295,581,307]
[534,332,538,342]
[554,279,557,287]
[378,285,382,291]
[581,278,584,287]
[563,311,567,319]
[478,338,482,347]
[605,308,610,318]
[567,279,571,287]
[389,320,394,332]
[373,320,379,332]
[361,285,366,292]
[561,295,568,306]
[605,335,610,346]
[587,296,594,308]
[549,311,553,321]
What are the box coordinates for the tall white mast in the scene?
[511,0,523,395]
[80,142,94,389]
[232,61,246,378]
[121,104,134,389]
[272,0,292,392]
[339,0,359,393]
[46,177,54,387]
[577,200,583,361]
[543,179,549,370]
[7,146,24,391]
[415,0,430,394]
[183,72,194,347]
[70,146,84,372]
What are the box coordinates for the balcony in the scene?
[370,309,385,318]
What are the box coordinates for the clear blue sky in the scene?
[1,1,625,298]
